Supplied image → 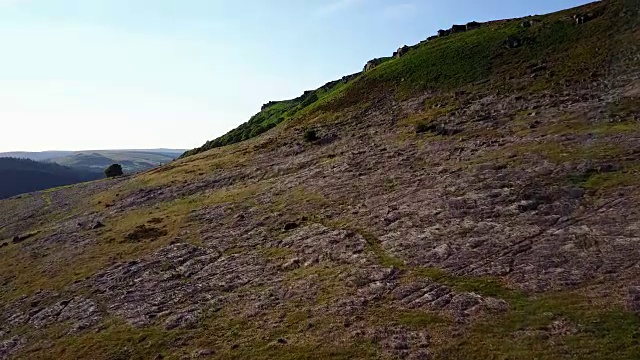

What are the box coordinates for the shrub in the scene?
[104,164,124,178]
[415,122,433,134]
[304,129,319,142]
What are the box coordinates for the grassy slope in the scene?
[2,1,640,359]
[182,74,358,157]
[185,0,629,158]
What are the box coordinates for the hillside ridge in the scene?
[183,0,631,158]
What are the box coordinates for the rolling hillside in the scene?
[0,149,185,174]
[1,1,640,359]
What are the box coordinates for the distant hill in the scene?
[0,149,185,174]
[0,158,103,199]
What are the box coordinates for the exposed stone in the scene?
[0,336,25,359]
[548,318,578,336]
[193,349,215,358]
[574,12,596,25]
[466,21,482,30]
[451,24,467,33]
[282,257,301,271]
[364,58,386,72]
[506,36,523,49]
[394,45,411,58]
[415,123,461,136]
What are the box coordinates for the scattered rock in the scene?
[193,349,215,358]
[0,242,7,248]
[164,309,201,330]
[518,200,541,212]
[573,13,596,25]
[415,123,461,136]
[92,221,106,230]
[0,336,25,359]
[520,19,541,29]
[548,318,578,336]
[566,187,585,199]
[282,258,301,271]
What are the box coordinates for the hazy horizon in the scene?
[0,0,593,152]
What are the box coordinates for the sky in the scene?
[0,0,594,152]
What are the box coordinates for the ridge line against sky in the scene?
[0,0,593,152]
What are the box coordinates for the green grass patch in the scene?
[395,309,451,328]
[356,229,406,269]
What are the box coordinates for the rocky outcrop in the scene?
[451,24,467,33]
[466,21,483,30]
[433,21,483,40]
[364,57,387,72]
[506,36,523,49]
[393,45,411,58]
[573,12,596,25]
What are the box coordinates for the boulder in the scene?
[394,45,410,58]
[573,13,595,25]
[282,258,301,271]
[364,58,385,72]
[506,36,523,49]
[451,24,467,33]
[438,29,451,37]
[427,35,438,41]
[466,21,482,31]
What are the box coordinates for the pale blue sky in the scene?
[0,0,593,151]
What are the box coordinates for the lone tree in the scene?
[104,164,123,178]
